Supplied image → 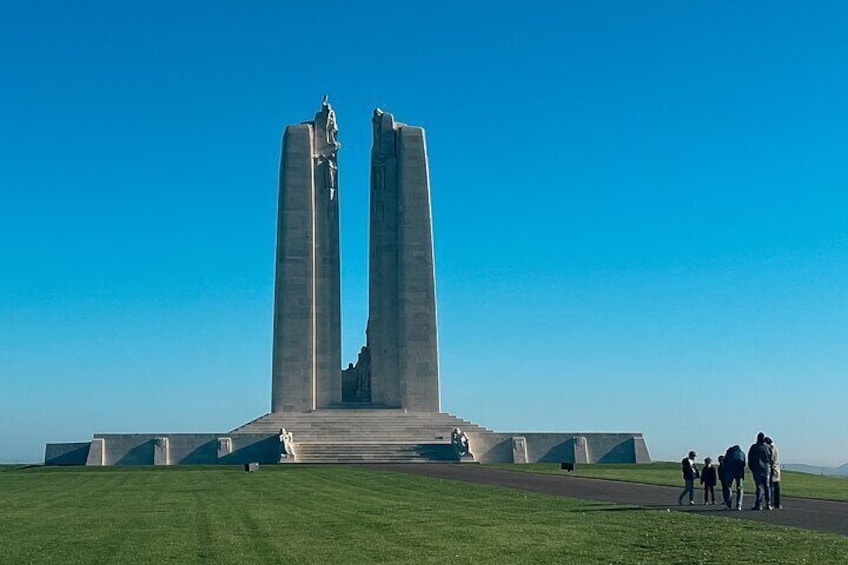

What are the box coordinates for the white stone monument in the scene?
[272,100,439,413]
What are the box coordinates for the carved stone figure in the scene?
[451,428,471,457]
[279,427,295,461]
[372,107,384,147]
[327,158,338,200]
[323,95,340,150]
[355,346,371,400]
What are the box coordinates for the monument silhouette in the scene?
[270,99,438,414]
[45,100,650,466]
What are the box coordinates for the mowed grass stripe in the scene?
[0,465,845,564]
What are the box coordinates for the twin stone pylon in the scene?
[271,99,439,413]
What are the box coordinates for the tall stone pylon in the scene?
[366,109,440,412]
[271,97,342,412]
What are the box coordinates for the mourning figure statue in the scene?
[279,427,295,461]
[451,428,471,457]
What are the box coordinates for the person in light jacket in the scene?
[677,450,699,505]
[765,437,782,509]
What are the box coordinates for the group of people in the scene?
[677,432,782,511]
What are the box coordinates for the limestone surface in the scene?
[43,100,651,467]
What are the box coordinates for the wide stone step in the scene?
[232,411,492,436]
[252,417,479,420]
[292,441,459,463]
[231,411,490,464]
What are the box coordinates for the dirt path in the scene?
[367,464,848,536]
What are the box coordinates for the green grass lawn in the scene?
[490,462,848,502]
[1,465,846,564]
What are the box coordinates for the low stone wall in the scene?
[466,432,650,464]
[44,442,91,465]
[45,434,283,466]
[45,431,650,466]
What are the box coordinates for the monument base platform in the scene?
[45,410,650,466]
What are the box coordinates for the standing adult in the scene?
[747,432,773,510]
[717,455,730,507]
[723,444,746,510]
[677,450,699,505]
[765,436,782,509]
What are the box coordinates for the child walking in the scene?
[717,455,730,507]
[700,457,718,505]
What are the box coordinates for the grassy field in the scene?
[1,465,846,564]
[489,462,848,502]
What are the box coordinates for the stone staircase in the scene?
[231,409,491,463]
[292,442,459,463]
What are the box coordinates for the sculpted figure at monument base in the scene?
[342,346,372,403]
[451,428,473,461]
[279,428,296,463]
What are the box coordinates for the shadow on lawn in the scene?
[0,464,41,472]
[637,504,745,514]
[567,503,739,514]
[566,504,643,513]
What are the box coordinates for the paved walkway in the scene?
[368,464,848,537]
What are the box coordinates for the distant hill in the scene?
[784,463,848,477]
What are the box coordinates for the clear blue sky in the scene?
[1,2,846,466]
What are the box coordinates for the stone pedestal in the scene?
[512,436,528,464]
[153,437,170,466]
[633,436,651,463]
[217,437,232,460]
[572,435,590,464]
[85,438,105,466]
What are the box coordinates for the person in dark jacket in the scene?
[677,450,699,505]
[700,457,718,504]
[723,444,746,510]
[747,432,774,510]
